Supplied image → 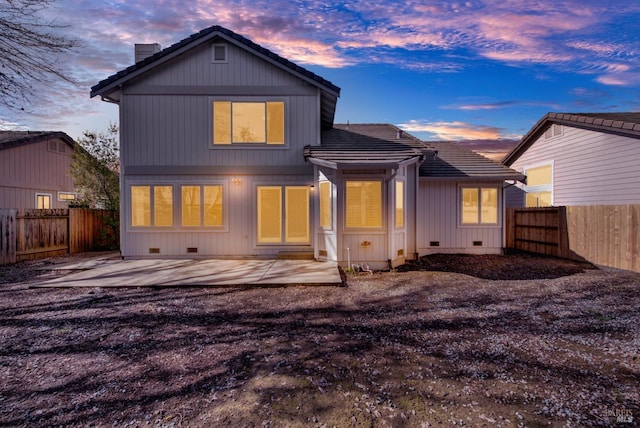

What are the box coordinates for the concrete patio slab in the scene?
[33,257,343,287]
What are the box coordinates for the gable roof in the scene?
[305,123,524,181]
[90,25,341,128]
[421,141,525,181]
[0,131,75,151]
[503,112,640,166]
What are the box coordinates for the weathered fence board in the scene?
[506,205,640,273]
[0,208,119,265]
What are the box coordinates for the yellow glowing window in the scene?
[346,181,382,228]
[181,186,201,227]
[58,192,76,201]
[213,101,284,144]
[257,186,282,243]
[525,164,553,207]
[154,186,173,227]
[180,185,224,227]
[131,186,151,226]
[257,186,309,244]
[527,165,552,187]
[204,185,223,226]
[526,191,552,207]
[285,187,309,243]
[395,181,404,229]
[319,181,332,229]
[462,187,498,225]
[36,194,51,209]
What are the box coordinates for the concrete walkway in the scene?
[33,256,343,287]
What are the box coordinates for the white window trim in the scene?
[524,161,554,207]
[318,180,333,231]
[211,43,228,63]
[126,181,229,232]
[57,191,77,202]
[209,97,289,149]
[343,178,385,231]
[457,184,501,228]
[394,179,405,230]
[254,183,313,247]
[35,193,52,209]
[179,183,228,230]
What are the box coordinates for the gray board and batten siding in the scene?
[93,27,337,259]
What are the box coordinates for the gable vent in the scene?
[212,43,228,63]
[135,43,161,63]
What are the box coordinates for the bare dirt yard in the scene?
[0,252,638,427]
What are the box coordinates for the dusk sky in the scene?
[3,0,640,159]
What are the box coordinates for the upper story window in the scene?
[525,163,553,207]
[212,100,285,145]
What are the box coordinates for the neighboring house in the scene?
[503,112,640,208]
[0,131,77,209]
[91,25,523,268]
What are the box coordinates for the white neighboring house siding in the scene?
[417,180,505,255]
[120,41,320,258]
[507,125,640,207]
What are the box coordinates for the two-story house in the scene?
[91,25,523,269]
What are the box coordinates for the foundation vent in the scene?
[187,247,198,254]
[430,241,440,247]
[397,249,404,256]
[318,250,328,257]
[473,241,483,247]
[148,248,160,254]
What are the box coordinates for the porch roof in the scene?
[304,125,428,170]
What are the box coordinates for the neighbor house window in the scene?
[345,181,382,228]
[181,185,223,227]
[319,181,332,229]
[257,186,309,244]
[58,192,76,202]
[395,180,404,229]
[36,193,51,209]
[131,185,174,227]
[461,187,498,225]
[213,101,285,145]
[525,164,553,207]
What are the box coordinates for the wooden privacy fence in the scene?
[0,208,119,265]
[506,205,640,273]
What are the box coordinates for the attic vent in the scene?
[396,129,404,139]
[212,43,228,63]
[135,43,161,63]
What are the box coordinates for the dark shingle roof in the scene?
[503,112,640,165]
[0,131,75,150]
[421,141,525,180]
[305,124,427,168]
[91,25,341,128]
[304,124,523,180]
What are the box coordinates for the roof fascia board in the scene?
[503,113,640,166]
[92,29,340,99]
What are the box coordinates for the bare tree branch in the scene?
[0,0,79,111]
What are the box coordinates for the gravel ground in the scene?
[0,252,638,427]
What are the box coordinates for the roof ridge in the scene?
[91,24,340,96]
